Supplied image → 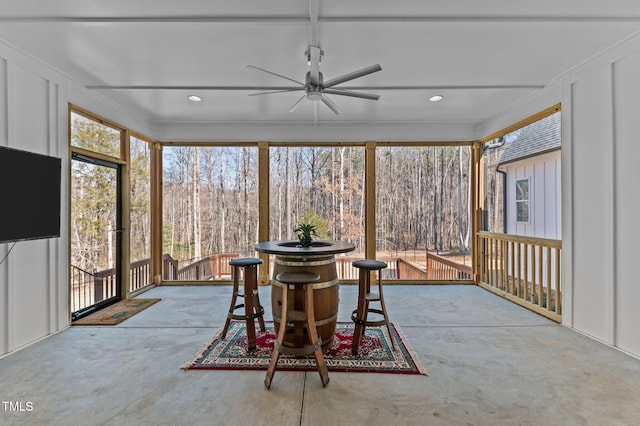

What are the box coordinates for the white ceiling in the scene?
[1,1,640,136]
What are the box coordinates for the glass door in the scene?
[70,153,122,320]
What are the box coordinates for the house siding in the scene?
[503,150,561,240]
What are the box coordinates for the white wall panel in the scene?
[0,56,8,355]
[0,44,69,357]
[0,244,7,355]
[570,69,612,342]
[0,58,7,145]
[9,63,58,350]
[11,241,51,348]
[13,65,49,153]
[51,83,69,334]
[612,50,640,356]
[545,158,561,239]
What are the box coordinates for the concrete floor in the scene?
[1,284,639,426]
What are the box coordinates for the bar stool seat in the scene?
[265,271,329,389]
[221,257,265,351]
[351,259,396,355]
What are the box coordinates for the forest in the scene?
[71,113,473,277]
[162,145,472,267]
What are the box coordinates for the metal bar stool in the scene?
[221,257,265,350]
[351,259,396,355]
[265,271,329,389]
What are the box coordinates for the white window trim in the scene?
[515,177,531,224]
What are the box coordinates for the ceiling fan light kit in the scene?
[248,45,381,115]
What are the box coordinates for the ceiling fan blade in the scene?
[320,95,342,115]
[288,95,306,113]
[309,46,322,86]
[322,64,382,89]
[247,65,305,86]
[323,89,380,101]
[248,88,304,96]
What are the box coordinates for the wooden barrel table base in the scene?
[255,240,355,354]
[265,271,329,389]
[271,254,339,352]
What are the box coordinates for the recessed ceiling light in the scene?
[429,95,444,102]
[187,95,202,102]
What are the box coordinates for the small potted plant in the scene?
[294,223,318,248]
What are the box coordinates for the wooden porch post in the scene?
[365,141,377,261]
[471,141,483,284]
[257,141,270,285]
[120,129,131,299]
[150,141,163,284]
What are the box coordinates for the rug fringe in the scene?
[181,329,224,370]
[390,323,429,376]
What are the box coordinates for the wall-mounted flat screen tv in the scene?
[0,146,61,243]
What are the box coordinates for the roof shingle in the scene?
[499,112,561,164]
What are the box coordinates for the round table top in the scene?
[255,239,355,256]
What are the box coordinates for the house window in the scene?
[515,178,530,223]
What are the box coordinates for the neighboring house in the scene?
[483,112,562,298]
[485,112,561,240]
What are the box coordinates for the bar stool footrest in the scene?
[275,338,322,357]
[351,308,389,327]
[228,304,265,321]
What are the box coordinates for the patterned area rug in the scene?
[183,321,427,375]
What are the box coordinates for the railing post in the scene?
[94,274,104,303]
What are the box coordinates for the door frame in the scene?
[69,151,124,320]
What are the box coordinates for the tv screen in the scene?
[0,146,62,243]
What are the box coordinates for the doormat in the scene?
[72,299,161,326]
[183,321,427,375]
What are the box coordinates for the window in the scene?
[70,111,121,158]
[162,145,259,281]
[130,136,152,291]
[376,145,472,280]
[516,178,530,223]
[269,145,365,254]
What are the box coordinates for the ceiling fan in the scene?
[247,46,381,114]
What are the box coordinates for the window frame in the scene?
[515,177,531,224]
